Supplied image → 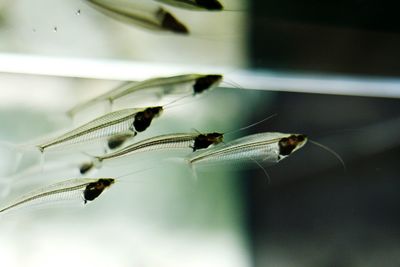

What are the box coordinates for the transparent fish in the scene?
[188,132,308,166]
[80,132,223,173]
[85,0,189,34]
[154,0,223,11]
[38,106,163,152]
[0,178,114,214]
[67,74,222,117]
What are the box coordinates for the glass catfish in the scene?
[188,132,308,166]
[67,74,222,117]
[39,106,163,152]
[79,132,224,174]
[85,0,189,33]
[0,178,115,215]
[154,0,223,11]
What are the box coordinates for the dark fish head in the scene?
[204,132,224,144]
[148,106,163,117]
[195,0,224,10]
[80,162,94,175]
[193,132,224,151]
[161,11,189,34]
[133,107,163,132]
[277,134,307,160]
[83,178,115,203]
[193,74,223,94]
[98,178,115,187]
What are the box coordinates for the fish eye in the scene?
[195,0,223,10]
[193,75,223,94]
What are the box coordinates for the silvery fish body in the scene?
[85,0,189,33]
[189,132,307,166]
[38,108,142,152]
[0,178,115,214]
[67,74,222,117]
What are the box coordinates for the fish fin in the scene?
[105,99,113,113]
[0,142,33,176]
[164,157,199,181]
[188,161,198,182]
[93,157,103,169]
[249,157,271,184]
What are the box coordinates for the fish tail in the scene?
[93,157,103,169]
[0,142,33,176]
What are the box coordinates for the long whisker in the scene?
[224,113,277,136]
[164,94,207,111]
[248,156,271,184]
[309,139,346,172]
[222,79,244,90]
[116,166,155,179]
[163,93,192,109]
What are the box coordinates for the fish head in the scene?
[195,0,223,10]
[133,107,163,132]
[148,106,163,118]
[193,74,223,94]
[97,178,115,187]
[160,10,189,34]
[277,134,307,161]
[83,178,115,203]
[193,132,224,151]
[204,132,224,144]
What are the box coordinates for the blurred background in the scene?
[1,0,400,267]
